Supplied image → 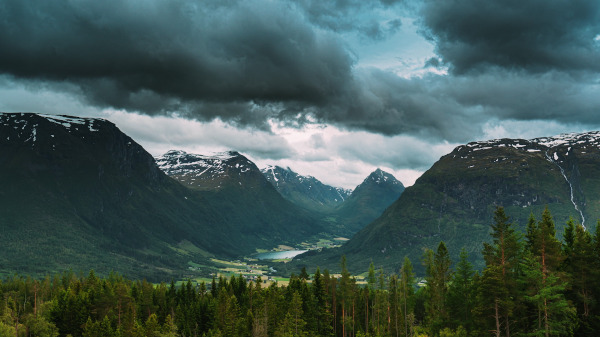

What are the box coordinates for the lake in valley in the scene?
[255,250,307,260]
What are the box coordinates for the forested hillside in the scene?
[2,207,598,336]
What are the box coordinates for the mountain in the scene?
[260,165,352,213]
[261,166,404,235]
[293,132,600,274]
[0,113,238,280]
[157,150,262,190]
[332,168,405,234]
[156,150,326,247]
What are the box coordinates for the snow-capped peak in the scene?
[459,131,600,154]
[365,168,402,186]
[155,149,254,186]
[1,113,108,148]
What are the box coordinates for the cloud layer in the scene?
[1,0,600,145]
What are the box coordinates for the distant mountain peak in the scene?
[261,165,352,212]
[156,149,259,190]
[364,168,403,187]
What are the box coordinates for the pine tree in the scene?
[480,206,522,337]
[275,291,308,337]
[400,257,415,337]
[526,212,538,249]
[523,207,574,337]
[567,224,596,334]
[338,255,355,337]
[562,217,576,258]
[424,241,452,336]
[523,255,575,336]
[447,248,475,334]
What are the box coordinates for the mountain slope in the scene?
[261,165,352,213]
[333,168,405,234]
[294,132,600,274]
[0,113,242,279]
[156,150,326,246]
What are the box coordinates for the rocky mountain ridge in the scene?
[156,150,256,190]
[261,165,352,212]
[332,168,405,234]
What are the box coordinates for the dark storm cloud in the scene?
[419,0,600,74]
[445,70,600,124]
[424,57,441,68]
[301,68,600,142]
[0,0,354,128]
[2,0,600,144]
[334,134,447,170]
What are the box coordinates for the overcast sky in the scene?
[1,0,599,189]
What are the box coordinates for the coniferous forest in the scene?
[2,207,600,337]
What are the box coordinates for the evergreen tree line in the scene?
[1,206,599,336]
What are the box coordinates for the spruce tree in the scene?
[424,241,452,336]
[568,224,596,334]
[447,248,475,333]
[523,207,574,337]
[481,206,522,337]
[400,256,416,337]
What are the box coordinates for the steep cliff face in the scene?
[294,132,600,274]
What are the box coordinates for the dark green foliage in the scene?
[447,248,475,334]
[424,241,453,335]
[4,205,600,337]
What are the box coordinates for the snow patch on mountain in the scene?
[156,150,244,176]
[455,131,600,229]
[155,149,258,190]
[366,168,403,186]
[0,113,107,148]
[261,165,353,208]
[460,131,600,155]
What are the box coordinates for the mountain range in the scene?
[0,113,401,279]
[0,113,323,279]
[155,150,325,246]
[293,132,600,274]
[8,112,599,279]
[261,166,404,235]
